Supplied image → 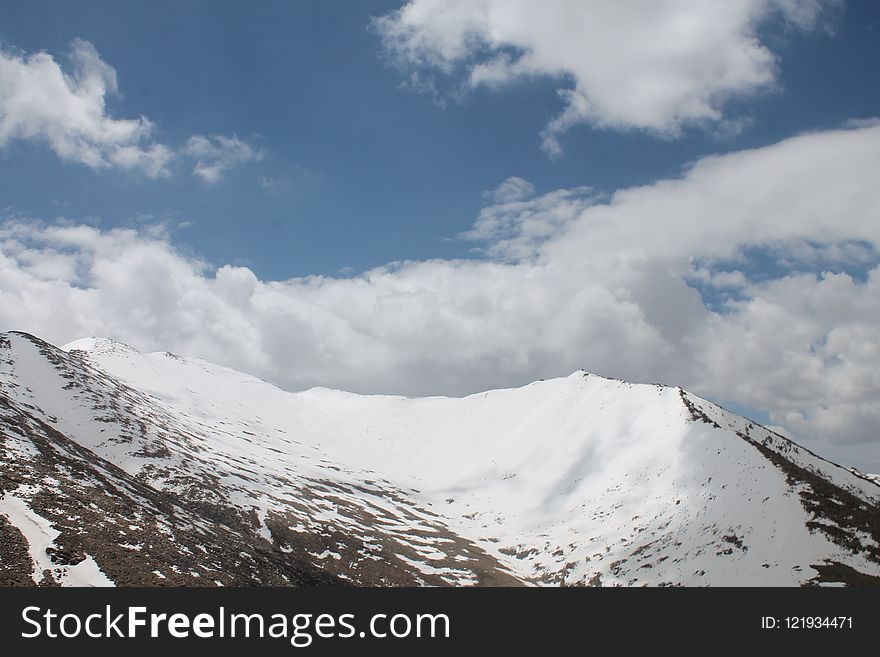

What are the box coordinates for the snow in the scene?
[396,553,480,585]
[0,331,875,586]
[309,550,342,560]
[0,486,114,587]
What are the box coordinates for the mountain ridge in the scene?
[1,330,878,586]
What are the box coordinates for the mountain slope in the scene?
[1,331,878,586]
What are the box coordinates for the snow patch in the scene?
[0,487,114,587]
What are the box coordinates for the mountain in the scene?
[1,331,878,587]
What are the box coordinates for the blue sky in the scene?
[1,0,878,280]
[1,1,880,470]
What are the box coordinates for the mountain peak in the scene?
[61,336,141,356]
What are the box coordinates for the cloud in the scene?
[692,270,880,447]
[464,179,597,261]
[0,39,260,181]
[184,134,263,184]
[376,0,836,155]
[1,121,879,470]
[0,39,173,176]
[482,176,536,203]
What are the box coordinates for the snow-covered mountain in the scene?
[1,331,878,586]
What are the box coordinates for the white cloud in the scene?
[1,121,879,470]
[184,134,263,184]
[482,176,535,203]
[693,270,880,441]
[463,179,597,261]
[0,39,260,181]
[376,0,836,155]
[0,39,173,176]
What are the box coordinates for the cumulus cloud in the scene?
[376,0,836,155]
[692,271,880,446]
[0,39,259,181]
[0,39,173,176]
[1,121,879,470]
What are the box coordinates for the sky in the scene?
[1,0,879,471]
